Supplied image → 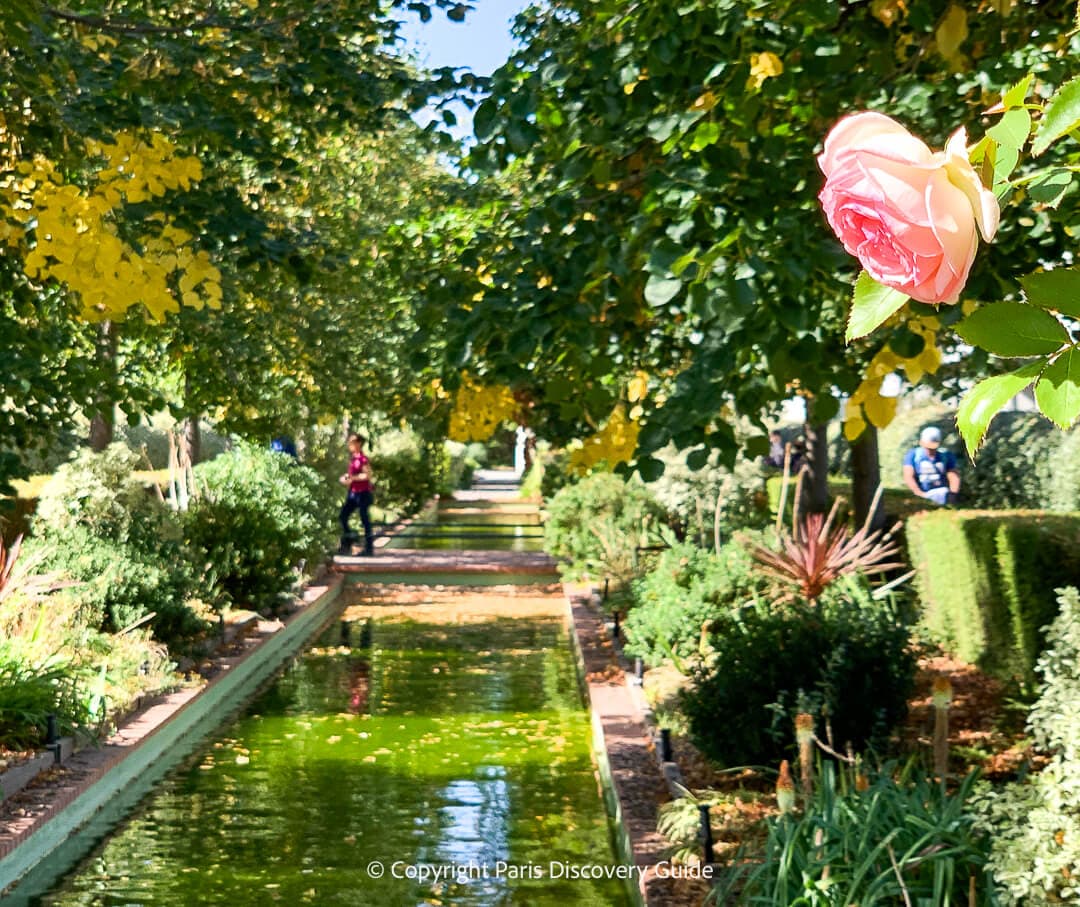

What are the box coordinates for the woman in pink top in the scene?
[338,433,374,555]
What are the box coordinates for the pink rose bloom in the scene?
[818,112,999,304]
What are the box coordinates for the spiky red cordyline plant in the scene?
[746,482,906,603]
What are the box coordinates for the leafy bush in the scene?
[538,449,576,501]
[34,444,171,547]
[906,509,1080,688]
[648,444,771,545]
[0,546,175,746]
[28,445,208,645]
[542,472,669,584]
[372,431,444,517]
[974,587,1080,905]
[623,538,767,667]
[0,644,86,747]
[183,443,334,611]
[715,760,992,905]
[27,525,209,641]
[680,580,917,768]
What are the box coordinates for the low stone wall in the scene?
[0,575,344,898]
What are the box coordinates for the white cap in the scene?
[920,426,942,447]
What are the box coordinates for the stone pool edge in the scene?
[0,574,344,897]
[563,583,669,907]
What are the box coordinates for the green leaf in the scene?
[957,360,1045,454]
[1002,74,1033,110]
[1033,76,1080,156]
[846,272,909,342]
[955,302,1070,356]
[986,108,1032,152]
[686,446,710,470]
[689,121,721,152]
[1035,346,1080,428]
[1027,170,1073,208]
[644,274,683,307]
[992,143,1020,188]
[636,455,666,482]
[1021,268,1080,318]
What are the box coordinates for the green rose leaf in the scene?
[1021,268,1080,319]
[1026,170,1073,209]
[1002,74,1034,110]
[644,274,684,307]
[987,107,1032,152]
[1035,347,1080,429]
[1033,76,1080,156]
[846,272,909,342]
[958,359,1045,455]
[955,301,1070,357]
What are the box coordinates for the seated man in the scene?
[902,427,960,506]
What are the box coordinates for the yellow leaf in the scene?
[936,5,968,60]
[917,344,942,375]
[903,358,925,384]
[863,393,898,429]
[747,52,783,91]
[690,91,717,112]
[871,0,903,27]
[844,410,867,442]
[627,371,649,403]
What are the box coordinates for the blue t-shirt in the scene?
[903,446,958,493]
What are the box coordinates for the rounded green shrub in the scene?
[543,472,668,582]
[680,582,917,768]
[183,443,334,611]
[623,538,767,667]
[28,445,207,646]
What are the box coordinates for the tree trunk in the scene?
[801,421,830,514]
[851,427,885,530]
[181,416,201,467]
[88,321,117,451]
[180,372,201,466]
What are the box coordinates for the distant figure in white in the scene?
[514,426,528,478]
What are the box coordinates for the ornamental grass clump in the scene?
[712,759,992,906]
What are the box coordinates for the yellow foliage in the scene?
[627,370,649,404]
[567,405,640,473]
[936,5,968,61]
[747,52,783,91]
[844,404,867,442]
[871,0,905,27]
[0,131,219,321]
[844,315,944,441]
[447,375,517,442]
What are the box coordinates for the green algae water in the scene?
[32,605,630,906]
[387,502,545,552]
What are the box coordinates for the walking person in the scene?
[902,426,960,506]
[339,433,375,556]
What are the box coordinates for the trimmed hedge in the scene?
[907,509,1080,687]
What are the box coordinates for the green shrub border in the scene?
[907,509,1080,687]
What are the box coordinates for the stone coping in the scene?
[0,575,344,898]
[562,583,707,907]
[335,547,557,574]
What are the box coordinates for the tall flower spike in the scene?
[795,713,815,801]
[776,760,796,815]
[932,675,953,783]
